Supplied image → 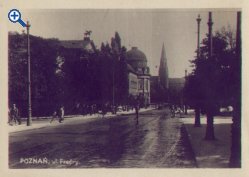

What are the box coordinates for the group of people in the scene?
[8,101,141,125]
[170,104,184,118]
[8,104,65,125]
[50,106,65,123]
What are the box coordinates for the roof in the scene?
[127,64,136,74]
[60,40,83,49]
[60,37,96,52]
[169,78,185,91]
[126,47,147,62]
[150,76,185,90]
[150,76,159,85]
[169,78,185,85]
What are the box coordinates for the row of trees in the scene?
[9,31,131,117]
[184,12,241,167]
[185,26,237,122]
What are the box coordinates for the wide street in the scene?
[9,108,197,168]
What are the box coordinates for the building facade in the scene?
[126,47,151,105]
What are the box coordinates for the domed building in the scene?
[126,47,151,105]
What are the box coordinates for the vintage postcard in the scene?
[0,0,248,177]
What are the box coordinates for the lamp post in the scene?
[26,21,32,126]
[196,14,201,59]
[205,12,215,140]
[207,12,213,61]
[194,14,201,127]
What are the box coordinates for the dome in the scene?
[126,47,147,62]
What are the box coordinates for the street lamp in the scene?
[205,12,215,140]
[194,14,201,127]
[26,21,32,126]
[196,14,201,58]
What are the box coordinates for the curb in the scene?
[180,123,199,168]
[9,108,155,133]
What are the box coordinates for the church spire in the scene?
[159,43,169,89]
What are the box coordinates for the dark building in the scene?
[158,43,169,89]
[59,33,151,105]
[60,35,96,53]
[150,43,185,104]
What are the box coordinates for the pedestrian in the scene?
[58,106,65,123]
[176,106,182,118]
[50,110,58,123]
[8,108,11,125]
[135,101,139,124]
[9,104,21,125]
[170,104,176,118]
[101,103,108,118]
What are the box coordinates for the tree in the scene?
[9,32,60,116]
[184,73,204,127]
[187,26,236,139]
[9,31,131,116]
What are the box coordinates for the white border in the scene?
[0,0,248,177]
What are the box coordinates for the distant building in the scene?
[60,35,96,52]
[150,43,185,104]
[168,77,185,105]
[159,43,169,89]
[126,47,151,105]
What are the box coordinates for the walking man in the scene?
[58,106,65,123]
[9,104,21,125]
[170,104,176,118]
[134,97,140,125]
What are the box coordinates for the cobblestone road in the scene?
[9,108,197,168]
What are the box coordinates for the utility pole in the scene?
[208,12,213,60]
[229,11,241,168]
[26,21,32,126]
[205,12,215,140]
[194,14,201,127]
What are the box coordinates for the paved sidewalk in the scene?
[8,107,154,133]
[180,111,232,168]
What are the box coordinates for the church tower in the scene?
[158,43,169,89]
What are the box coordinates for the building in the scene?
[159,43,169,89]
[126,47,151,105]
[60,34,96,53]
[168,77,185,105]
[59,32,151,106]
[150,43,185,104]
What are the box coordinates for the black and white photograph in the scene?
[6,8,242,169]
[1,1,245,174]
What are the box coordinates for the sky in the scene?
[8,9,238,77]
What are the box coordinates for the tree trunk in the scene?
[184,105,188,115]
[194,106,201,127]
[205,111,215,140]
[204,12,215,141]
[229,11,241,168]
[229,102,241,167]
